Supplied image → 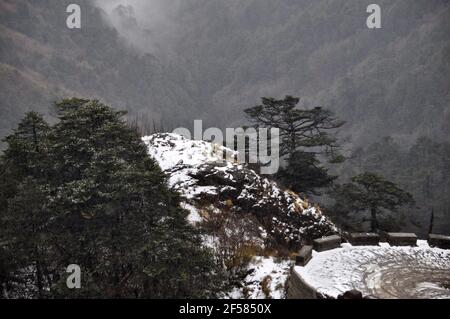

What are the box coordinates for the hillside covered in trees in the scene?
[0,0,449,299]
[0,99,222,298]
[329,136,450,236]
[1,99,342,298]
[1,0,449,145]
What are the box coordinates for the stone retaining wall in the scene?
[287,268,319,299]
[287,232,450,299]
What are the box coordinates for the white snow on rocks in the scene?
[142,133,339,299]
[143,133,337,243]
[225,257,293,299]
[180,202,203,224]
[142,133,238,198]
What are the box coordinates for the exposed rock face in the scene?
[143,133,337,248]
[337,290,363,299]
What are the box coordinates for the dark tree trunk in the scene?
[35,257,44,299]
[370,208,379,232]
[428,207,434,234]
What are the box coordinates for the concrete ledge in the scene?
[386,232,417,246]
[349,233,380,246]
[296,245,313,266]
[313,235,341,252]
[287,269,319,299]
[428,234,450,249]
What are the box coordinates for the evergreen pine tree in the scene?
[244,96,344,194]
[45,99,220,298]
[1,100,222,298]
[331,172,414,232]
[280,151,337,194]
[0,112,51,297]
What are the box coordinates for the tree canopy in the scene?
[331,172,414,232]
[244,96,344,194]
[0,99,222,298]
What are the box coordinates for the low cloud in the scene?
[93,0,183,55]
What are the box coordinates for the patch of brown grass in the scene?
[261,275,272,299]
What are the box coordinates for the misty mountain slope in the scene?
[0,0,203,140]
[165,0,450,144]
[96,0,450,144]
[2,0,449,147]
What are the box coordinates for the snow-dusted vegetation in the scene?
[143,133,338,298]
[2,0,450,301]
[143,133,337,245]
[144,133,450,299]
[225,257,293,299]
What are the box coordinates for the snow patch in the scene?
[224,257,293,299]
[295,241,450,299]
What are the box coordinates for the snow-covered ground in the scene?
[143,134,450,299]
[143,133,337,244]
[143,133,239,200]
[224,257,293,299]
[295,241,450,299]
[143,133,338,299]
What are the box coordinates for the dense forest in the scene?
[0,0,449,298]
[1,0,449,144]
[2,96,446,298]
[328,136,450,235]
[0,99,223,298]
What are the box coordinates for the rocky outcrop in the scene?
[143,133,337,249]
